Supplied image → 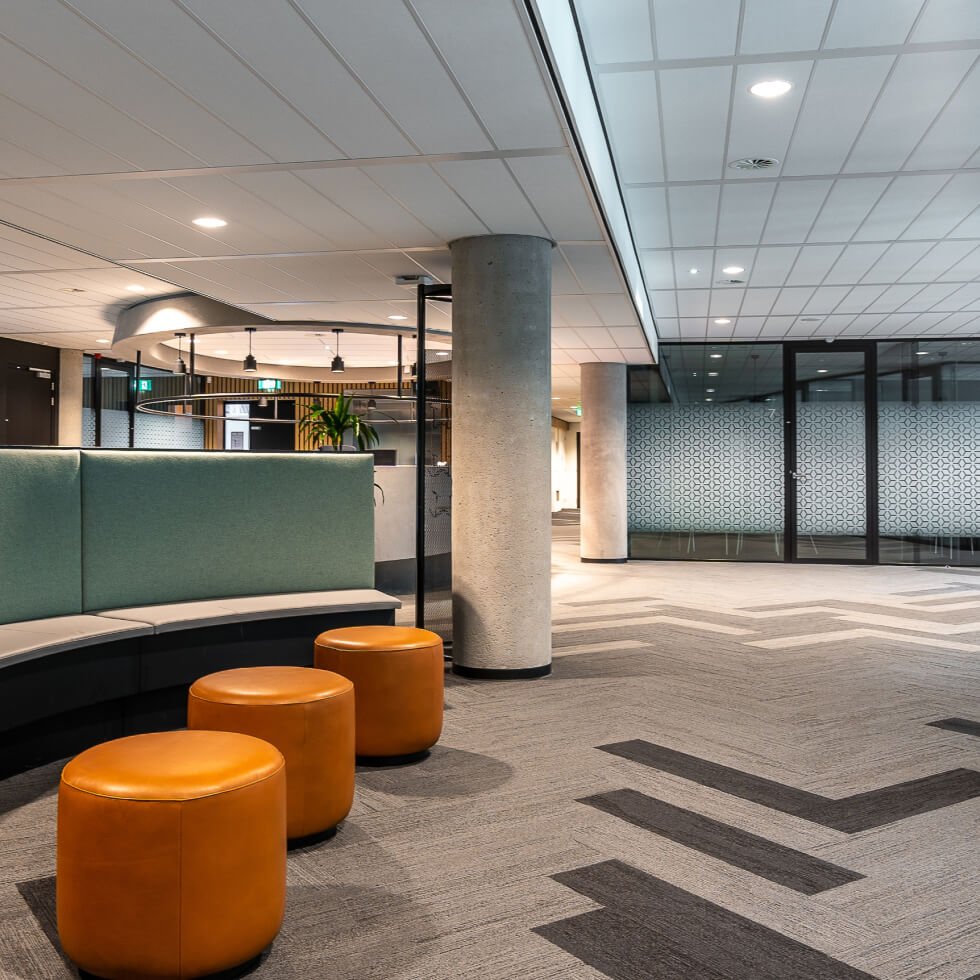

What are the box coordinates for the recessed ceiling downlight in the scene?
[722,265,745,275]
[192,216,227,229]
[729,157,779,171]
[750,79,792,98]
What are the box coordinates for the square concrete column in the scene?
[57,348,84,446]
[580,361,627,562]
[449,234,553,678]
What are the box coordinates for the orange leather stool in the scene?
[188,666,355,842]
[57,730,286,980]
[314,625,444,762]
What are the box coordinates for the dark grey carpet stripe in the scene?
[927,718,980,738]
[561,596,660,607]
[895,584,980,597]
[534,860,876,979]
[578,789,864,895]
[599,740,980,833]
[924,567,980,576]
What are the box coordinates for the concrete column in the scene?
[580,361,627,562]
[57,348,84,446]
[450,234,553,678]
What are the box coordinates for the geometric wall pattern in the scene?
[627,403,784,533]
[83,407,205,451]
[879,403,980,537]
[796,403,866,536]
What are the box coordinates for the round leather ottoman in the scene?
[188,666,355,843]
[314,625,444,763]
[57,730,286,980]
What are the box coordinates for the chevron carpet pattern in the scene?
[0,534,977,979]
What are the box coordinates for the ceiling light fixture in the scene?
[331,328,345,374]
[721,265,744,275]
[713,320,731,326]
[710,352,724,358]
[388,314,408,321]
[127,285,147,293]
[817,368,828,374]
[708,371,719,377]
[706,388,716,393]
[689,267,699,274]
[96,338,110,345]
[915,350,929,356]
[750,79,792,98]
[243,328,257,373]
[193,216,227,229]
[174,333,187,375]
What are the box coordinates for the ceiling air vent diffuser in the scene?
[728,157,779,170]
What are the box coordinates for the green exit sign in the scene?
[257,378,282,391]
[573,405,582,417]
[135,378,153,392]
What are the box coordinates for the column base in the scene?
[580,557,628,563]
[452,663,552,680]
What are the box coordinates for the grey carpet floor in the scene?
[0,536,978,979]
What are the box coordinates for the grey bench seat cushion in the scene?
[0,615,153,668]
[98,589,402,634]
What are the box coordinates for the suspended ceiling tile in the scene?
[762,180,831,243]
[626,187,671,249]
[911,0,980,43]
[740,0,833,53]
[786,244,845,285]
[906,62,980,170]
[667,184,722,248]
[802,284,851,313]
[608,326,646,346]
[560,244,623,294]
[288,0,492,155]
[846,51,977,173]
[834,283,889,314]
[577,0,654,63]
[749,247,800,287]
[507,154,604,242]
[652,0,739,59]
[862,241,935,282]
[596,71,664,184]
[410,0,565,150]
[433,159,548,237]
[823,243,890,285]
[739,287,780,316]
[825,0,926,48]
[854,175,952,242]
[659,67,731,181]
[808,178,890,242]
[902,172,980,239]
[589,293,638,326]
[716,182,777,247]
[648,289,678,318]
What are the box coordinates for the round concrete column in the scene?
[450,234,553,678]
[580,361,628,562]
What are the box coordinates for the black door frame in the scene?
[783,341,879,564]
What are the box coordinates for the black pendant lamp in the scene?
[174,333,187,375]
[243,327,257,373]
[331,328,345,374]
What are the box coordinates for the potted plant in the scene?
[300,394,380,453]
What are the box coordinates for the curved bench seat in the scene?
[0,590,400,778]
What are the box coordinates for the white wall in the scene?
[551,420,579,511]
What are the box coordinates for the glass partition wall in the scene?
[628,340,980,566]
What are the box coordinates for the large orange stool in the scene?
[314,626,444,763]
[188,666,355,843]
[57,730,286,980]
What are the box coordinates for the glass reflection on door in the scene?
[792,349,869,562]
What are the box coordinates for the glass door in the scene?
[786,345,877,563]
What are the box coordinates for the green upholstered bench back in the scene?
[0,449,82,625]
[80,451,375,611]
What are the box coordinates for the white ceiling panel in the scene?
[507,155,604,241]
[290,0,491,154]
[434,159,548,237]
[865,283,929,313]
[410,0,565,150]
[824,243,890,284]
[911,0,980,43]
[676,290,711,318]
[771,286,815,316]
[762,180,832,243]
[782,55,894,176]
[183,0,423,159]
[808,178,890,242]
[900,282,963,312]
[560,244,623,294]
[641,253,676,291]
[589,294,638,326]
[739,0,833,54]
[577,0,654,63]
[862,241,935,282]
[659,67,732,181]
[69,0,348,163]
[649,290,678,318]
[902,240,979,282]
[597,71,664,184]
[652,0,740,60]
[938,244,980,281]
[739,287,780,316]
[786,244,845,285]
[846,51,977,172]
[854,175,952,242]
[608,326,647,346]
[906,61,980,170]
[901,172,980,239]
[728,61,811,179]
[667,185,722,247]
[626,188,671,248]
[834,284,888,314]
[802,285,851,312]
[716,182,778,246]
[749,247,800,286]
[824,0,926,48]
